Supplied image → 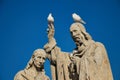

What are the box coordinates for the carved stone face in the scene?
[33,50,46,68]
[70,24,85,45]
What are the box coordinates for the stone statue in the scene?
[14,49,50,80]
[44,13,113,80]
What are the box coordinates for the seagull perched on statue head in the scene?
[72,13,86,24]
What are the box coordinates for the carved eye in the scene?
[37,56,41,59]
[73,30,77,32]
[43,57,45,60]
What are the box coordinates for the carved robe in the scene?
[46,40,113,80]
[14,69,50,80]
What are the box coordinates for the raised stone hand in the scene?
[47,23,55,39]
[44,13,56,53]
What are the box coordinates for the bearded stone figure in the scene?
[14,49,50,80]
[44,13,113,80]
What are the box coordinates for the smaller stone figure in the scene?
[14,49,50,80]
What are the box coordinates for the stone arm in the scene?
[44,20,57,62]
[44,22,56,53]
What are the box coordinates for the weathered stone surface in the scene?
[14,13,113,80]
[44,13,113,80]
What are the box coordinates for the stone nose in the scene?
[72,32,77,38]
[39,58,43,62]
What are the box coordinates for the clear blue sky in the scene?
[0,0,120,80]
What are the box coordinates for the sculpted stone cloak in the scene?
[45,40,113,80]
[48,46,71,80]
[74,40,113,80]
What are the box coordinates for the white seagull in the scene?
[72,13,86,24]
[47,13,54,23]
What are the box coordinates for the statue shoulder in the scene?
[95,42,105,49]
[94,41,108,66]
[95,41,107,55]
[14,70,25,80]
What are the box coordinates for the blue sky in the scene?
[0,0,120,80]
